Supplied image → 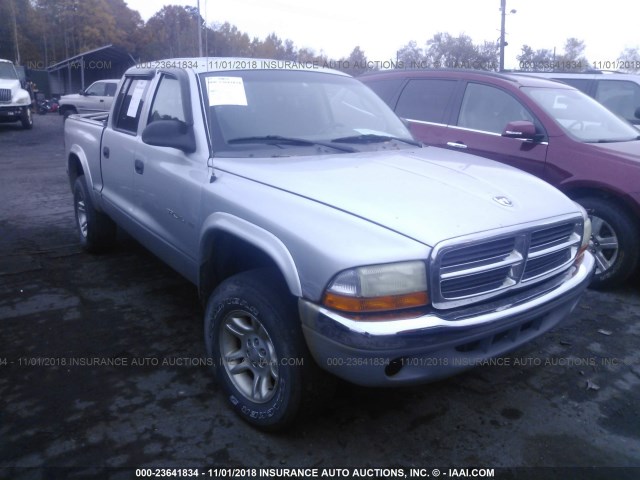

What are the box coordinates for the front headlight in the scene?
[573,202,591,261]
[574,202,592,255]
[322,260,429,313]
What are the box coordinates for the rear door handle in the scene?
[446,141,467,149]
[134,159,144,174]
[102,146,109,158]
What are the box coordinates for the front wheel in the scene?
[576,196,640,289]
[204,269,328,431]
[62,107,77,121]
[21,107,33,129]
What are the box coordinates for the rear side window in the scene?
[457,83,534,134]
[148,75,185,124]
[595,80,640,122]
[395,79,456,124]
[113,77,149,134]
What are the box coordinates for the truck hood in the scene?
[59,93,83,103]
[591,140,640,165]
[0,78,22,96]
[217,147,579,246]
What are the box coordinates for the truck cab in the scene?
[0,59,33,129]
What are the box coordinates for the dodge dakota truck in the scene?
[65,58,595,430]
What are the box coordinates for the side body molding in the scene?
[199,212,302,297]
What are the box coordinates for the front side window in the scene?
[554,78,591,94]
[396,79,457,124]
[524,86,639,142]
[457,83,534,134]
[85,82,106,96]
[201,70,415,157]
[148,75,185,124]
[104,82,117,97]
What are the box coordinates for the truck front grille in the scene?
[431,217,584,309]
[0,89,11,103]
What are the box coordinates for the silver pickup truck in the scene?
[65,58,595,430]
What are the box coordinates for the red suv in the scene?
[361,70,640,288]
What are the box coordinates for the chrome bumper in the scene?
[299,252,594,386]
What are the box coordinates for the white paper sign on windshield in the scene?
[206,77,248,107]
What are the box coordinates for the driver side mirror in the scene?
[142,119,196,153]
[635,107,640,120]
[502,120,537,140]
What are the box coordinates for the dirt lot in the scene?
[1,114,640,479]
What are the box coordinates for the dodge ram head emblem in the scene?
[492,196,513,207]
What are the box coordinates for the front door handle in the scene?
[446,141,467,149]
[134,159,144,174]
[102,146,109,158]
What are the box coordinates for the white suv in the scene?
[514,72,640,129]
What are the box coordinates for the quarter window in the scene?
[457,83,534,134]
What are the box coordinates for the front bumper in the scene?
[299,252,595,386]
[0,105,27,121]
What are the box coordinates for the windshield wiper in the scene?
[330,134,422,147]
[227,135,357,152]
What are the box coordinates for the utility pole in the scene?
[197,0,203,57]
[10,0,21,65]
[499,0,506,72]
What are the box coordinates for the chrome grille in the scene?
[432,217,583,309]
[0,89,11,103]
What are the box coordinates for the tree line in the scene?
[2,0,639,74]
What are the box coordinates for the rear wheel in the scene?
[73,175,116,252]
[204,269,330,431]
[576,196,640,289]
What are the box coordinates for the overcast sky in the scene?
[126,0,639,69]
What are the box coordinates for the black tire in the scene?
[62,107,77,121]
[73,175,116,252]
[204,269,329,431]
[20,107,33,129]
[576,196,640,289]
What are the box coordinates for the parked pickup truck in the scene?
[58,78,119,118]
[65,58,594,430]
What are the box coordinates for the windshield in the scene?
[0,62,18,80]
[200,69,415,156]
[522,86,639,143]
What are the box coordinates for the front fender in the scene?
[199,212,302,297]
